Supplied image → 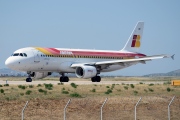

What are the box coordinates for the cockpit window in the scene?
[23,53,27,57]
[13,53,19,56]
[20,53,23,56]
[12,53,27,57]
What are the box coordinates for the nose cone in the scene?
[5,57,14,68]
[5,57,20,70]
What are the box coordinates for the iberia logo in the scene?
[131,35,141,48]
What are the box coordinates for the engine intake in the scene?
[75,66,97,79]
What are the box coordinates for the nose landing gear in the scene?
[26,72,33,82]
[26,77,32,82]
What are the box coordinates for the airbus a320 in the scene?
[5,22,174,82]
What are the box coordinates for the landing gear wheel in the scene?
[26,78,32,82]
[96,76,101,82]
[64,76,69,82]
[91,76,101,82]
[60,77,63,82]
[60,76,69,82]
[91,77,96,82]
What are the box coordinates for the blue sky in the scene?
[0,0,179,76]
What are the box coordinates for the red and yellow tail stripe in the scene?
[131,35,141,48]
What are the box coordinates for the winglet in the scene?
[171,54,175,60]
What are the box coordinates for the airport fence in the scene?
[0,96,180,120]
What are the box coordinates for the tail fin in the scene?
[122,21,144,52]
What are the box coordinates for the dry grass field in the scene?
[0,77,180,119]
[0,96,180,120]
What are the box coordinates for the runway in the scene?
[0,80,165,85]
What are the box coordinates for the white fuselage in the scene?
[5,47,146,74]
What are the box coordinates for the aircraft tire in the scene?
[60,77,63,82]
[60,76,69,82]
[91,77,96,82]
[96,76,101,82]
[91,76,101,82]
[26,78,32,82]
[64,76,69,82]
[29,78,32,82]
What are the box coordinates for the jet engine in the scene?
[75,66,97,79]
[31,72,51,79]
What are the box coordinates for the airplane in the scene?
[5,21,174,82]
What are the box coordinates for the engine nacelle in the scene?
[31,72,51,79]
[75,66,97,79]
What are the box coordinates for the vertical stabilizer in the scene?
[122,21,144,52]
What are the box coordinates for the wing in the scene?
[71,54,174,68]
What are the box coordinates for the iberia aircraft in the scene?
[5,22,174,82]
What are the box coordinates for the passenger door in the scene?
[32,50,40,63]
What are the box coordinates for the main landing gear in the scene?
[91,76,101,82]
[26,72,32,82]
[60,73,69,82]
